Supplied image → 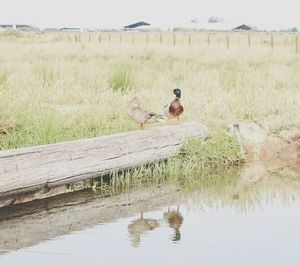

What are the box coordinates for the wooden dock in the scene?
[0,122,208,207]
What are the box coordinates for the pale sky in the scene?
[0,0,299,30]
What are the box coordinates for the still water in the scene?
[0,166,300,266]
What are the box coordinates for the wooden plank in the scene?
[0,122,208,206]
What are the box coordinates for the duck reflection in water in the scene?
[163,206,184,242]
[127,212,160,247]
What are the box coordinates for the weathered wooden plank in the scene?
[0,122,208,205]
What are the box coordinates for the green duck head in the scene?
[173,88,181,99]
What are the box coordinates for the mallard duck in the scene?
[127,97,165,130]
[163,206,184,242]
[163,88,184,122]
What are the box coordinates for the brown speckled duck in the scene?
[127,97,165,130]
[127,213,160,247]
[163,88,184,122]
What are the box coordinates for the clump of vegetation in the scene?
[110,67,133,92]
[92,157,243,197]
[179,130,242,168]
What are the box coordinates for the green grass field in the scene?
[0,31,299,165]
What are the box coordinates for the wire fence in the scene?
[31,31,300,54]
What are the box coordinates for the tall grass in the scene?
[93,161,300,213]
[90,130,242,196]
[110,67,133,92]
[0,32,299,153]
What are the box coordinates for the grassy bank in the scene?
[93,160,300,213]
[0,31,299,166]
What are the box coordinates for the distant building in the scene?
[190,18,200,24]
[208,17,224,23]
[233,24,257,31]
[280,27,298,33]
[0,24,14,29]
[43,28,60,32]
[16,25,39,31]
[124,21,151,29]
[0,24,38,31]
[60,27,81,32]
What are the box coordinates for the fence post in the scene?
[159,34,162,44]
[226,35,230,49]
[296,34,300,54]
[173,34,176,46]
[248,34,251,48]
[98,34,101,44]
[284,37,288,47]
[188,34,191,46]
[271,34,274,50]
[108,33,111,44]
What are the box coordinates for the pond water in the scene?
[0,165,300,266]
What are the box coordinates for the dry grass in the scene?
[0,31,299,151]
